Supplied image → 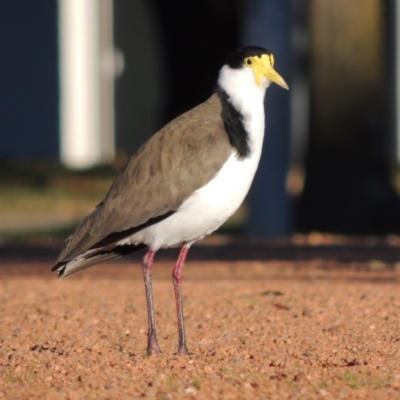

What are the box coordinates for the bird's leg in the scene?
[142,249,162,355]
[172,244,191,355]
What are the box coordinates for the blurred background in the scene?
[1,0,400,242]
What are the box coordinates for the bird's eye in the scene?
[246,59,252,65]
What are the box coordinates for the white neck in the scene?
[217,65,269,154]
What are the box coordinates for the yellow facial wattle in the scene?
[244,54,289,90]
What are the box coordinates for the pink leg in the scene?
[142,249,162,355]
[173,244,191,355]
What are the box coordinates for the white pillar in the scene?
[58,0,115,169]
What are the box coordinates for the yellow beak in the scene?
[251,54,289,90]
[263,67,289,90]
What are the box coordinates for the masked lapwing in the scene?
[52,46,289,356]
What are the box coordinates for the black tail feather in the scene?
[52,244,146,278]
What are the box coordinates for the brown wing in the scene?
[56,93,231,262]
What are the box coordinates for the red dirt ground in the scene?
[0,234,400,399]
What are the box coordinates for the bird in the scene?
[52,46,289,356]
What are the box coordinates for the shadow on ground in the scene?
[2,235,400,267]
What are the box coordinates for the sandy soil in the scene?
[0,235,400,399]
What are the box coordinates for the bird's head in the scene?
[219,46,289,92]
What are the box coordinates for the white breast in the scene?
[128,147,262,249]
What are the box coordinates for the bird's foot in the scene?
[147,336,162,356]
[177,343,190,356]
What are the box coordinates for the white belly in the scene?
[127,149,262,249]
